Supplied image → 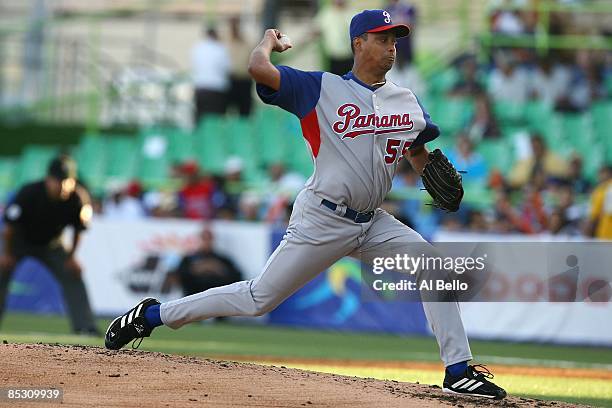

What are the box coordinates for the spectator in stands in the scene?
[465,94,501,140]
[552,183,583,232]
[488,52,530,104]
[567,154,592,195]
[449,56,485,97]
[265,162,306,196]
[217,157,247,216]
[529,56,571,107]
[509,133,569,188]
[177,161,216,220]
[314,0,355,75]
[385,0,417,67]
[491,189,523,233]
[447,134,488,184]
[226,16,254,117]
[557,51,607,112]
[467,209,489,232]
[191,27,231,124]
[263,163,306,225]
[174,227,242,299]
[142,189,178,218]
[0,156,99,335]
[102,181,146,220]
[516,181,549,234]
[238,192,262,222]
[490,0,526,36]
[391,161,439,237]
[586,165,612,239]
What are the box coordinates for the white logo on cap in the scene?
[383,11,391,24]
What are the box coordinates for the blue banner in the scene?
[6,258,66,315]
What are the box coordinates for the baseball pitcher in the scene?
[105,9,506,400]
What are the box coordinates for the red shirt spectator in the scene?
[178,161,216,219]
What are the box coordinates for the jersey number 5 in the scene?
[384,138,412,164]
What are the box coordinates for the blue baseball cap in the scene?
[349,9,410,41]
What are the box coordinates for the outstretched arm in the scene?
[248,29,292,91]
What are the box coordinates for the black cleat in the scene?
[443,364,507,400]
[105,297,160,350]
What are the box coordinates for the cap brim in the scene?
[366,24,410,38]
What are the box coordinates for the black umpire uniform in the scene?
[0,156,98,334]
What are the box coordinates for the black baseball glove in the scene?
[421,149,464,212]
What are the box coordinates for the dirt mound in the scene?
[0,343,584,407]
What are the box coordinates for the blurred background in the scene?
[0,0,612,382]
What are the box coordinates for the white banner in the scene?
[434,231,612,346]
[77,218,271,316]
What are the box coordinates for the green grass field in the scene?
[1,313,611,407]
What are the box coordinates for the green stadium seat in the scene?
[167,129,195,163]
[137,130,172,189]
[463,182,494,210]
[493,100,525,125]
[283,116,313,177]
[194,116,227,174]
[582,142,605,182]
[226,118,257,166]
[427,135,454,152]
[427,68,459,96]
[559,113,594,142]
[432,97,474,135]
[16,145,58,186]
[524,101,555,140]
[105,137,139,184]
[0,157,18,201]
[476,139,514,174]
[75,134,107,194]
[255,108,290,166]
[591,101,612,144]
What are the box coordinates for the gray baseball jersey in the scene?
[257,68,440,212]
[160,67,472,367]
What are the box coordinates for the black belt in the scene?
[321,199,374,223]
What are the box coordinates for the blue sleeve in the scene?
[256,66,323,119]
[410,96,440,148]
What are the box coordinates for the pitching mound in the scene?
[0,343,583,407]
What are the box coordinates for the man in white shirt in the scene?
[191,27,231,124]
[488,53,529,104]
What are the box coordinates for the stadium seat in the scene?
[432,97,474,134]
[166,129,196,163]
[137,130,172,189]
[194,116,228,174]
[427,68,459,96]
[75,134,108,194]
[476,139,513,174]
[0,157,18,201]
[524,100,554,139]
[226,118,256,165]
[255,108,289,166]
[105,136,139,184]
[284,116,314,177]
[581,142,605,181]
[591,101,612,144]
[16,145,59,186]
[560,113,593,140]
[493,100,526,125]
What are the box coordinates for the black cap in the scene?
[47,156,77,180]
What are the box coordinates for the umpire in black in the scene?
[0,155,98,335]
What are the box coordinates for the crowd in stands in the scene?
[5,0,610,240]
